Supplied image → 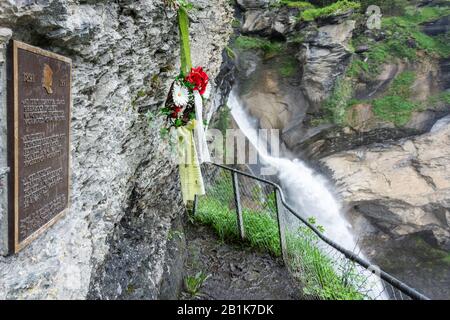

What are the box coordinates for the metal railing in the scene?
[194,162,430,300]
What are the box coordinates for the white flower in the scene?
[203,82,212,100]
[172,83,189,107]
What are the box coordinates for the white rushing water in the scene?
[228,91,357,251]
[228,90,389,299]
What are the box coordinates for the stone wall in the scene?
[0,27,12,256]
[0,0,232,299]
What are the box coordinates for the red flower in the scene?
[185,67,209,95]
[170,106,182,118]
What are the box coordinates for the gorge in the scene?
[0,0,448,300]
[208,0,450,299]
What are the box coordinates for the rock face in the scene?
[236,53,306,132]
[321,123,450,250]
[298,20,355,110]
[241,6,299,37]
[0,27,12,255]
[237,0,270,11]
[0,0,232,299]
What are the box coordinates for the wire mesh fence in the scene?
[194,163,429,300]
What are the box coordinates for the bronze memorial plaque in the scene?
[7,40,71,253]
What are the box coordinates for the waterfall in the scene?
[227,90,388,299]
[227,90,389,299]
[227,91,356,250]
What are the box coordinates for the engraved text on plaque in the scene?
[7,40,71,253]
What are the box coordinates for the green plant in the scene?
[346,58,370,78]
[381,6,450,58]
[372,71,418,126]
[168,230,183,241]
[231,18,241,28]
[278,57,298,77]
[184,271,210,296]
[442,254,450,265]
[225,46,236,60]
[234,36,283,56]
[299,0,360,21]
[272,0,315,9]
[359,0,409,16]
[287,218,365,300]
[350,6,450,79]
[324,78,354,125]
[195,196,282,256]
[194,178,368,300]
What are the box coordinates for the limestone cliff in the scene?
[322,121,450,251]
[0,0,232,299]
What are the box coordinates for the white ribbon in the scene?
[193,90,211,164]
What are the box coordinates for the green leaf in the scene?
[160,128,169,138]
[175,118,183,127]
[160,107,172,116]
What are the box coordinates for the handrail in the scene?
[206,162,430,300]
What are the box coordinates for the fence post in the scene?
[193,194,198,216]
[232,171,245,240]
[275,188,288,264]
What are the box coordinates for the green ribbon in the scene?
[176,6,205,204]
[178,6,192,75]
[177,121,205,204]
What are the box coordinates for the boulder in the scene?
[421,15,450,36]
[241,7,299,37]
[237,0,271,11]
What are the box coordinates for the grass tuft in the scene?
[234,36,284,56]
[184,271,210,296]
[372,71,418,126]
[194,178,368,300]
[299,0,360,21]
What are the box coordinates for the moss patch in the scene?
[324,78,354,125]
[272,0,315,9]
[372,71,419,126]
[299,0,361,21]
[234,36,284,56]
[350,6,450,79]
[278,56,299,77]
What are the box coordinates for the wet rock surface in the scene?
[359,232,450,300]
[322,124,450,251]
[297,20,355,110]
[241,6,299,38]
[181,223,300,300]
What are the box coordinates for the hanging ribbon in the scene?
[178,6,192,75]
[175,4,207,202]
[177,120,205,204]
[193,90,211,164]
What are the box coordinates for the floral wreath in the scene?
[161,67,210,130]
[161,0,210,205]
